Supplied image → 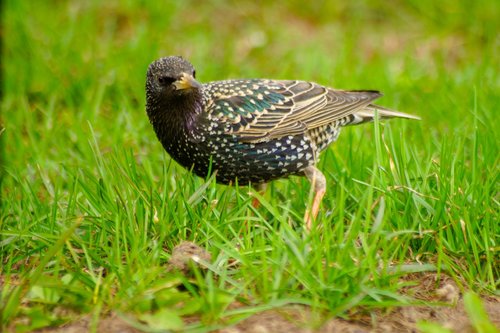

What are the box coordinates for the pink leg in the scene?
[251,183,268,208]
[303,166,326,230]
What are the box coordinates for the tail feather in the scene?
[350,104,420,125]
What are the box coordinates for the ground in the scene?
[32,273,498,332]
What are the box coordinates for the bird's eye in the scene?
[158,76,176,85]
[192,70,196,78]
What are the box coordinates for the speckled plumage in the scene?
[146,56,418,186]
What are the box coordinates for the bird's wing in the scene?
[203,79,381,142]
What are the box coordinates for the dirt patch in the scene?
[33,313,141,333]
[219,299,499,333]
[219,274,499,333]
[17,273,499,332]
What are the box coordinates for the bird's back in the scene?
[200,79,418,144]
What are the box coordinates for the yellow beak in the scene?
[173,73,201,90]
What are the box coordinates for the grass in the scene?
[1,0,498,331]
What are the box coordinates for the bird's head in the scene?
[146,56,201,99]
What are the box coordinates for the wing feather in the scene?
[203,79,382,142]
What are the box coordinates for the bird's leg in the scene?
[251,183,268,208]
[243,183,268,232]
[303,166,326,230]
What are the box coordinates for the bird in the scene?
[145,56,419,230]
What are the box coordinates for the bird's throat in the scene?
[147,91,204,152]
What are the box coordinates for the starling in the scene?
[146,56,419,229]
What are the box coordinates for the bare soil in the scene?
[28,273,498,333]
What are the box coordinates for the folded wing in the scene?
[204,79,417,142]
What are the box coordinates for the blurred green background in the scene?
[4,0,498,169]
